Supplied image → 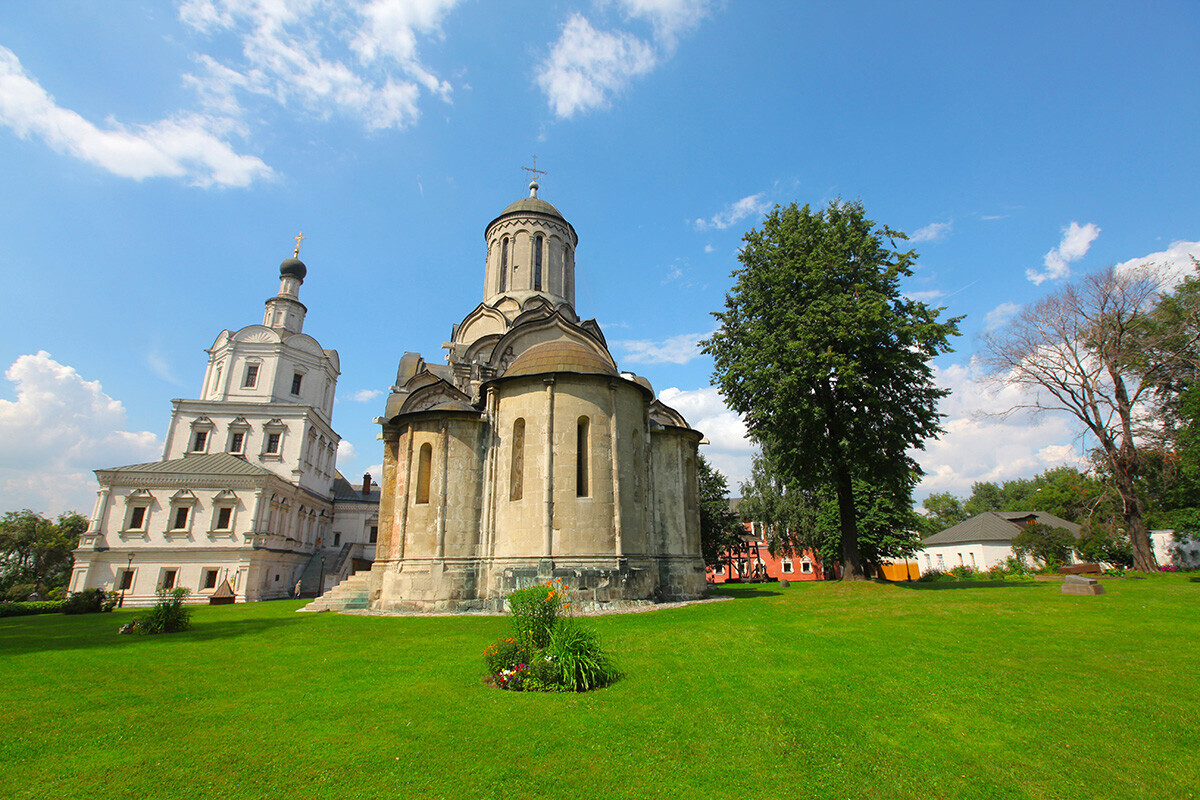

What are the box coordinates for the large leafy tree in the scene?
[0,509,86,596]
[705,200,960,580]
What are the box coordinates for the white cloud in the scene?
[983,301,1021,334]
[351,389,383,402]
[913,358,1087,501]
[694,193,770,231]
[910,221,952,243]
[0,353,160,515]
[337,440,357,463]
[662,265,683,283]
[615,0,712,47]
[703,244,715,254]
[1026,221,1101,285]
[0,46,272,187]
[658,385,754,489]
[180,0,461,132]
[1114,239,1200,290]
[905,289,945,303]
[615,331,710,365]
[535,14,657,119]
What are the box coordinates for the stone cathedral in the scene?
[369,181,707,610]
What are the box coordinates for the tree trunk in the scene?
[836,465,865,580]
[1113,467,1157,572]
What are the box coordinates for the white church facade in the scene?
[70,250,379,605]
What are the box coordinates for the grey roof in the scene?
[922,511,1082,546]
[498,196,564,220]
[99,452,275,478]
[333,471,381,503]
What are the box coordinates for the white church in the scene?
[69,246,379,605]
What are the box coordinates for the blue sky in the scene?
[2,0,1198,516]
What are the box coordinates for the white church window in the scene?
[291,372,304,395]
[126,505,148,531]
[369,525,378,544]
[801,560,814,575]
[172,506,190,530]
[229,432,245,454]
[191,430,208,452]
[243,363,259,388]
[266,433,281,453]
[201,569,219,590]
[782,559,794,574]
[214,507,233,530]
[159,569,177,590]
[118,569,135,591]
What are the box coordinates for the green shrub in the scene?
[917,568,943,583]
[507,580,564,647]
[544,621,617,692]
[136,587,192,634]
[0,600,64,617]
[986,563,1007,580]
[4,583,37,602]
[483,637,531,674]
[1004,556,1030,576]
[63,588,116,615]
[949,565,975,580]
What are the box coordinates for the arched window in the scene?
[576,416,589,497]
[415,442,432,505]
[510,418,525,501]
[533,235,543,291]
[499,237,508,292]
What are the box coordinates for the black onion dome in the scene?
[280,257,307,280]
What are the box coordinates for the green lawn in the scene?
[1,576,1196,800]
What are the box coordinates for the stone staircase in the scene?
[297,571,370,613]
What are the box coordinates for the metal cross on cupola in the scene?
[293,231,305,257]
[522,156,546,197]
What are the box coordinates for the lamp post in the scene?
[318,556,326,596]
[121,552,135,607]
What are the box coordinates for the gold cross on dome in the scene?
[293,231,305,257]
[522,156,546,183]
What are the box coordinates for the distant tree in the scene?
[697,454,744,570]
[705,200,961,580]
[0,510,85,596]
[1074,521,1134,567]
[920,492,968,535]
[983,267,1173,571]
[1011,522,1075,567]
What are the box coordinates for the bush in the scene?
[63,588,117,615]
[4,583,37,602]
[507,580,564,647]
[986,563,1008,580]
[949,565,975,580]
[543,621,617,692]
[483,637,531,674]
[917,567,943,583]
[1003,556,1031,576]
[0,600,64,617]
[136,587,192,634]
[488,580,617,692]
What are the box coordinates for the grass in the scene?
[1,575,1197,799]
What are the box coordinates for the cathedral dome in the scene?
[280,258,307,280]
[497,196,565,220]
[504,340,617,378]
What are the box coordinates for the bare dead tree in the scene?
[982,266,1164,571]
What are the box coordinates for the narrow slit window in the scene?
[500,237,508,292]
[415,443,432,505]
[576,416,589,497]
[533,235,543,290]
[172,506,189,530]
[510,418,525,501]
[291,373,303,395]
[215,507,233,530]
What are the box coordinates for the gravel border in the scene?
[338,594,734,617]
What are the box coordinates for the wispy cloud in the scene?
[145,349,186,388]
[905,289,945,303]
[615,331,711,365]
[983,301,1021,334]
[910,221,952,243]
[1026,221,1101,285]
[693,193,770,231]
[536,1,713,118]
[180,0,460,131]
[0,46,272,187]
[1114,239,1200,290]
[351,389,383,402]
[0,352,160,514]
[658,385,755,488]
